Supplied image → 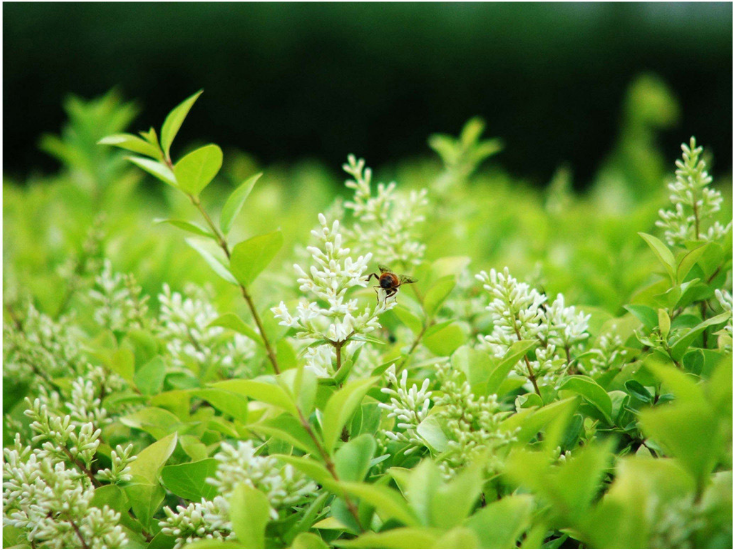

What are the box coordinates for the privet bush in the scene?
[3,84,732,549]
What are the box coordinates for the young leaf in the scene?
[322,377,378,454]
[558,376,614,425]
[98,133,162,159]
[624,304,658,330]
[210,379,298,417]
[208,313,264,346]
[161,458,218,502]
[639,232,676,281]
[334,434,377,482]
[423,322,466,356]
[126,156,177,188]
[161,90,203,160]
[338,482,418,527]
[173,144,222,198]
[229,484,270,549]
[186,239,238,285]
[230,230,284,287]
[220,173,263,234]
[423,276,456,317]
[485,339,538,395]
[133,356,166,396]
[128,432,178,484]
[154,218,216,240]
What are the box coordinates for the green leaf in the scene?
[290,533,329,549]
[230,483,270,549]
[128,432,178,484]
[120,407,181,440]
[174,144,223,198]
[98,133,161,159]
[339,482,418,526]
[334,434,376,482]
[669,312,730,360]
[211,379,298,417]
[161,458,218,501]
[465,495,533,549]
[190,388,248,423]
[275,455,340,494]
[338,529,439,549]
[677,243,710,283]
[558,376,614,424]
[133,356,166,396]
[127,156,177,188]
[624,304,658,331]
[640,401,722,488]
[179,435,208,461]
[393,304,423,335]
[423,322,466,357]
[230,230,284,287]
[322,377,378,454]
[154,218,216,240]
[431,460,484,529]
[186,239,238,285]
[659,308,671,338]
[125,482,165,532]
[423,276,456,317]
[161,90,203,160]
[486,339,538,395]
[208,313,264,346]
[220,173,263,234]
[624,380,652,403]
[639,232,676,281]
[251,414,320,456]
[109,348,135,384]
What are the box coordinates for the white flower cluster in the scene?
[648,495,706,549]
[25,393,102,469]
[207,441,318,515]
[585,328,628,376]
[656,138,729,246]
[4,436,128,549]
[161,441,319,548]
[160,498,233,549]
[157,284,255,378]
[342,155,428,269]
[380,366,433,454]
[433,364,515,476]
[89,259,149,331]
[96,444,136,484]
[3,304,85,385]
[477,268,590,386]
[715,288,732,350]
[272,214,394,377]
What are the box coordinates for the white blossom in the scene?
[656,138,730,246]
[380,366,433,454]
[342,155,428,269]
[3,436,128,549]
[272,213,395,378]
[88,259,149,331]
[157,284,256,378]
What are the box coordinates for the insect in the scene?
[365,264,418,301]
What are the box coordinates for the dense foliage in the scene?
[3,80,732,549]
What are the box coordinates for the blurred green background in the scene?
[3,3,731,187]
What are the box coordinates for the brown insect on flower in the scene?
[365,264,418,301]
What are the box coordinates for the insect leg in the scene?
[366,273,378,283]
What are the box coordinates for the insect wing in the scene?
[399,275,418,285]
[378,264,392,274]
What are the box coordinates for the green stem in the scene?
[188,195,280,374]
[296,409,363,531]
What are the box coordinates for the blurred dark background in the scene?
[4,2,732,187]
